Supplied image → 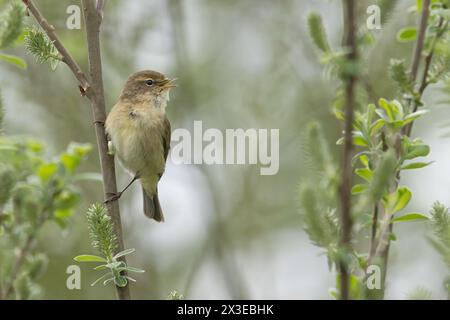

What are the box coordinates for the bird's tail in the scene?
[143,188,164,222]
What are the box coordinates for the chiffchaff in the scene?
[105,70,176,222]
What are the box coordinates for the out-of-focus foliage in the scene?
[0,0,24,48]
[299,122,339,268]
[428,202,450,296]
[307,12,330,53]
[0,0,26,69]
[74,204,144,289]
[406,286,433,300]
[0,132,92,299]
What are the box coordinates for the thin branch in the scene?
[410,0,431,83]
[24,0,130,299]
[339,0,357,301]
[2,234,34,299]
[82,0,130,300]
[22,0,91,94]
[369,204,379,257]
[369,0,431,298]
[418,18,447,95]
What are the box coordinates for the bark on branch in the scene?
[339,0,357,301]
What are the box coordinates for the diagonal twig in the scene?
[22,0,91,93]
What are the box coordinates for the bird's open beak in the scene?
[159,78,177,89]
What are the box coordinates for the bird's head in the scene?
[119,70,176,108]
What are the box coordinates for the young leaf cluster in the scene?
[74,204,145,288]
[350,99,431,219]
[24,27,61,70]
[299,122,340,268]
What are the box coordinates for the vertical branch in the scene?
[371,0,431,298]
[339,0,357,301]
[410,0,431,84]
[81,0,130,300]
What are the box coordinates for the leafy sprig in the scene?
[74,204,144,288]
[24,27,61,70]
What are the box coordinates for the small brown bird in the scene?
[105,70,175,222]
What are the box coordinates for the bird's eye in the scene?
[145,79,154,86]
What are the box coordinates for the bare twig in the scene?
[369,204,379,257]
[339,0,357,300]
[22,0,91,94]
[24,0,130,299]
[410,0,431,83]
[82,0,130,300]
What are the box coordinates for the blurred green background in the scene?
[0,0,449,299]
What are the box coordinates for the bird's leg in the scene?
[104,175,139,203]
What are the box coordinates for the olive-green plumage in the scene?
[105,70,175,222]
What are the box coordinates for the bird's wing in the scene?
[162,116,171,161]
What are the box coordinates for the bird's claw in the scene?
[104,192,122,204]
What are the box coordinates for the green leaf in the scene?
[71,143,92,157]
[352,184,368,195]
[60,153,80,174]
[416,0,423,11]
[392,212,430,223]
[370,119,385,136]
[334,108,345,121]
[124,266,145,273]
[93,264,108,271]
[0,53,27,69]
[114,275,128,287]
[54,208,74,219]
[91,272,113,286]
[113,248,136,259]
[385,187,412,215]
[74,255,107,263]
[355,168,373,182]
[379,98,395,121]
[307,12,330,52]
[103,277,116,286]
[353,136,369,147]
[55,190,80,210]
[370,150,397,201]
[401,161,433,170]
[37,162,58,182]
[397,27,418,42]
[106,261,124,269]
[359,154,369,167]
[124,276,137,283]
[406,144,430,159]
[404,109,429,124]
[53,217,68,229]
[393,187,412,213]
